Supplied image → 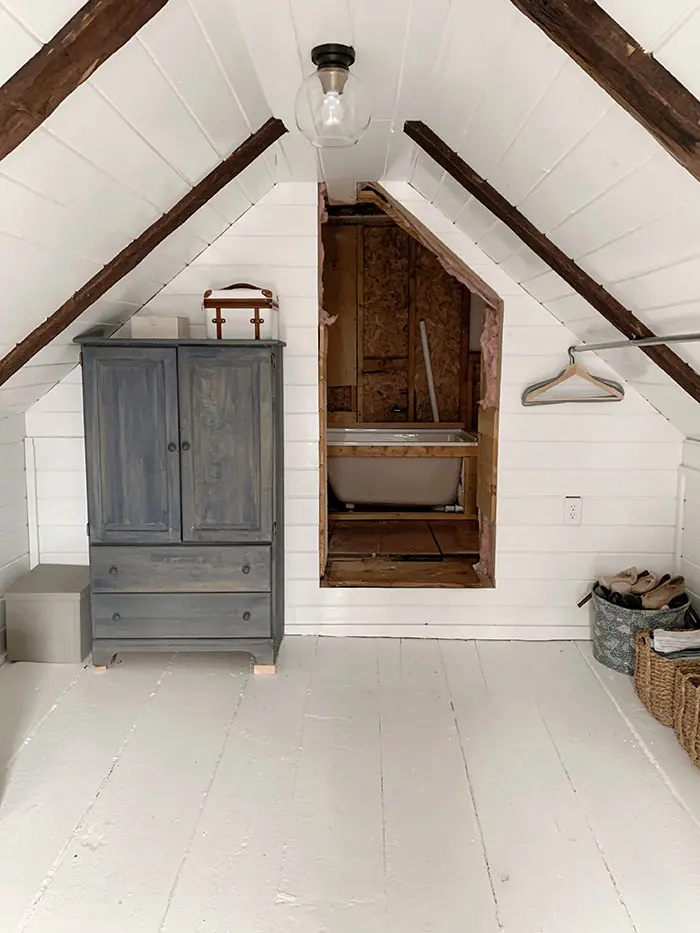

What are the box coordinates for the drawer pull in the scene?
[243,611,251,621]
[181,441,191,451]
[109,566,118,575]
[112,613,121,622]
[167,442,177,452]
[242,565,250,574]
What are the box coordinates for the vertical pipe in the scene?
[419,319,440,422]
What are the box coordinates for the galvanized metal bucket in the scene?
[591,586,690,675]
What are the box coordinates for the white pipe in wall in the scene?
[419,319,440,423]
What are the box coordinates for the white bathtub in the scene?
[327,427,477,507]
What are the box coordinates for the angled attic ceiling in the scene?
[0,0,700,438]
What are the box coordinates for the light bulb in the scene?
[318,91,345,129]
[294,44,371,148]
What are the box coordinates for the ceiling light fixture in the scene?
[294,43,371,148]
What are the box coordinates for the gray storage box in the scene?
[5,565,91,663]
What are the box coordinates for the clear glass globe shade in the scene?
[294,67,371,148]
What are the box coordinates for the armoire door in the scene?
[83,346,181,544]
[178,346,274,542]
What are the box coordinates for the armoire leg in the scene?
[252,642,277,675]
[92,642,115,669]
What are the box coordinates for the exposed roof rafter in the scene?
[508,0,700,187]
[0,0,170,163]
[0,117,287,385]
[404,119,700,403]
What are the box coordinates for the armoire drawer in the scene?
[91,546,271,593]
[92,594,271,639]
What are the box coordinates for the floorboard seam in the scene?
[157,670,252,932]
[537,702,639,932]
[577,643,700,836]
[2,665,84,778]
[377,646,388,901]
[438,640,504,930]
[275,636,318,905]
[17,655,176,932]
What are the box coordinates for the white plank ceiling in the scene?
[0,0,700,435]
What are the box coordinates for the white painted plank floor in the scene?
[1,637,700,932]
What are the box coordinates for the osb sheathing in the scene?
[414,242,463,422]
[362,371,409,422]
[362,226,410,358]
[328,385,354,412]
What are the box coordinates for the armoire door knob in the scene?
[167,442,177,452]
[181,441,190,451]
[109,566,118,575]
[243,612,251,621]
[242,565,250,574]
[112,613,121,622]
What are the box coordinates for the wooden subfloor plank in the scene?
[441,640,637,933]
[430,519,480,555]
[328,521,381,556]
[377,521,440,556]
[20,653,249,933]
[329,520,442,558]
[0,655,168,931]
[324,556,480,588]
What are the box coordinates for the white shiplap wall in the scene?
[0,0,281,415]
[25,183,685,639]
[0,414,29,656]
[681,439,700,609]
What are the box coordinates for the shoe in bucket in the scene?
[598,567,638,595]
[642,575,686,610]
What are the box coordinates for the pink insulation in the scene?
[318,184,338,325]
[479,304,500,411]
[474,515,495,580]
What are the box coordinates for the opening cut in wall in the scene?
[318,184,503,589]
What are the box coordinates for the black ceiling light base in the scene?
[311,43,356,70]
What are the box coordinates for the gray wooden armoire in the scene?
[77,335,285,668]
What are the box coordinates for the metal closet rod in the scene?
[570,331,700,356]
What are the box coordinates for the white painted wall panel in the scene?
[0,8,40,83]
[138,1,251,158]
[0,413,29,655]
[25,183,684,639]
[681,439,700,608]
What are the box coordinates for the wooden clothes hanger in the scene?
[521,350,624,406]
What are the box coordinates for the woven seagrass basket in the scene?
[634,630,700,727]
[674,671,700,767]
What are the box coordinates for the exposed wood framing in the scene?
[404,120,700,404]
[0,0,170,162]
[459,289,471,425]
[408,238,417,421]
[319,324,329,576]
[322,557,482,589]
[356,226,365,423]
[0,118,286,384]
[327,445,478,458]
[508,0,700,187]
[332,511,474,522]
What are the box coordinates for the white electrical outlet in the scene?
[565,497,582,526]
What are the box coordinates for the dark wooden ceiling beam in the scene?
[404,119,700,402]
[508,0,700,185]
[0,117,287,385]
[0,0,170,162]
